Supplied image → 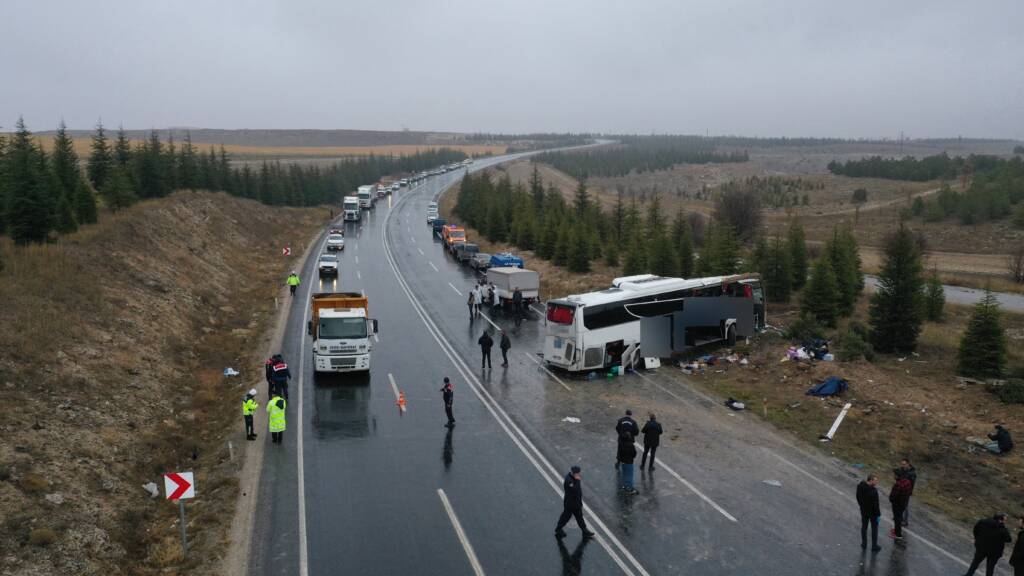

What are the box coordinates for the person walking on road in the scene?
[242,389,259,441]
[555,466,595,539]
[895,458,917,526]
[499,329,511,367]
[640,413,663,471]
[617,430,639,495]
[478,330,494,370]
[473,285,484,318]
[964,513,1012,576]
[270,354,291,401]
[614,409,640,469]
[267,392,286,444]
[467,291,476,321]
[888,472,912,542]
[286,271,301,296]
[856,474,882,552]
[440,377,455,427]
[1009,515,1023,576]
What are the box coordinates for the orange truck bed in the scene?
[309,292,368,338]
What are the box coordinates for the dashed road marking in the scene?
[523,353,572,392]
[428,261,439,272]
[437,489,485,576]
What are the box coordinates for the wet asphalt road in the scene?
[249,153,1007,575]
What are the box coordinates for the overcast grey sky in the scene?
[2,0,1021,138]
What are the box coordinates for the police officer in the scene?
[267,392,287,444]
[270,354,291,401]
[614,409,640,469]
[555,466,595,539]
[286,271,301,296]
[242,389,259,441]
[440,377,455,428]
[640,413,663,471]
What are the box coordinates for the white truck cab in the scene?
[343,196,361,221]
[309,293,378,373]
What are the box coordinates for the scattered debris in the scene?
[223,367,240,377]
[725,398,746,411]
[820,402,853,442]
[44,493,65,505]
[786,402,802,410]
[562,416,581,424]
[806,376,849,397]
[762,479,782,487]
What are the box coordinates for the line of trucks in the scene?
[344,159,473,222]
[430,216,540,312]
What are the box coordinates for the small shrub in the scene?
[19,472,48,494]
[837,330,874,362]
[995,380,1024,404]
[786,314,825,341]
[0,466,10,482]
[28,528,57,547]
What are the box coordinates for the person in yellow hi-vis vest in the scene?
[286,271,301,296]
[267,392,287,444]
[242,389,259,441]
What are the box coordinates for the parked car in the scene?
[432,218,448,237]
[453,242,479,264]
[318,253,339,276]
[470,252,492,271]
[427,212,439,224]
[489,252,523,268]
[326,233,345,251]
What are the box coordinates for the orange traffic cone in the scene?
[397,391,407,413]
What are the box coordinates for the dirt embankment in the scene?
[0,192,325,575]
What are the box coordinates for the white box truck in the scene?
[343,196,361,221]
[488,267,540,308]
[358,185,375,209]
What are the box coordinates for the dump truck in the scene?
[308,292,379,373]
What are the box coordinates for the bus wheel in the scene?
[726,324,736,347]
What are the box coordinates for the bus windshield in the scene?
[546,303,575,325]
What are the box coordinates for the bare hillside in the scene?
[0,192,325,575]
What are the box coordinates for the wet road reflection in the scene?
[558,537,591,576]
[442,427,453,470]
[312,376,373,439]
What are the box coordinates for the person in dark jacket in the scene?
[270,354,291,401]
[856,474,882,552]
[614,410,640,469]
[1009,515,1023,576]
[895,458,917,527]
[965,513,1012,576]
[440,377,455,428]
[888,473,912,541]
[478,330,494,370]
[264,356,275,397]
[499,329,512,367]
[555,466,595,539]
[512,287,523,326]
[617,431,639,495]
[640,413,663,471]
[986,425,1014,455]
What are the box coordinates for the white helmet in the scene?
[248,388,258,396]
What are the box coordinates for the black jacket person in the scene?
[478,331,494,370]
[640,414,663,470]
[965,514,1012,576]
[555,466,594,538]
[856,475,881,551]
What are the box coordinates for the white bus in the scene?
[543,274,765,372]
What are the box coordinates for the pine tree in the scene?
[54,184,78,233]
[553,226,571,266]
[114,126,132,168]
[51,120,80,198]
[698,223,740,276]
[604,241,620,267]
[670,210,695,278]
[826,227,863,316]
[868,225,924,353]
[924,270,945,321]
[178,131,197,189]
[99,167,137,212]
[957,290,1006,378]
[87,120,113,189]
[573,178,589,217]
[73,178,98,224]
[568,226,591,273]
[787,220,808,290]
[759,237,793,302]
[801,258,839,327]
[529,164,544,209]
[5,118,55,244]
[622,238,647,276]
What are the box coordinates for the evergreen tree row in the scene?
[535,135,748,179]
[0,118,467,244]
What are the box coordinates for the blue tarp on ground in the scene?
[806,376,849,397]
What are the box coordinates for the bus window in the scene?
[547,303,575,325]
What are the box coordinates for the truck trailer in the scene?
[357,185,375,209]
[343,196,361,221]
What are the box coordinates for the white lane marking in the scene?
[357,270,362,280]
[428,261,439,272]
[449,283,463,296]
[770,451,969,568]
[373,333,379,343]
[478,311,501,331]
[635,369,721,408]
[355,256,359,264]
[411,236,417,244]
[635,441,736,522]
[530,304,545,316]
[382,206,644,576]
[523,353,572,392]
[417,247,425,256]
[388,373,405,413]
[437,489,485,576]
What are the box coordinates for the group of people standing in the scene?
[856,456,1023,576]
[466,278,526,326]
[613,410,662,495]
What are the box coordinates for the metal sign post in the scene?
[164,471,196,556]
